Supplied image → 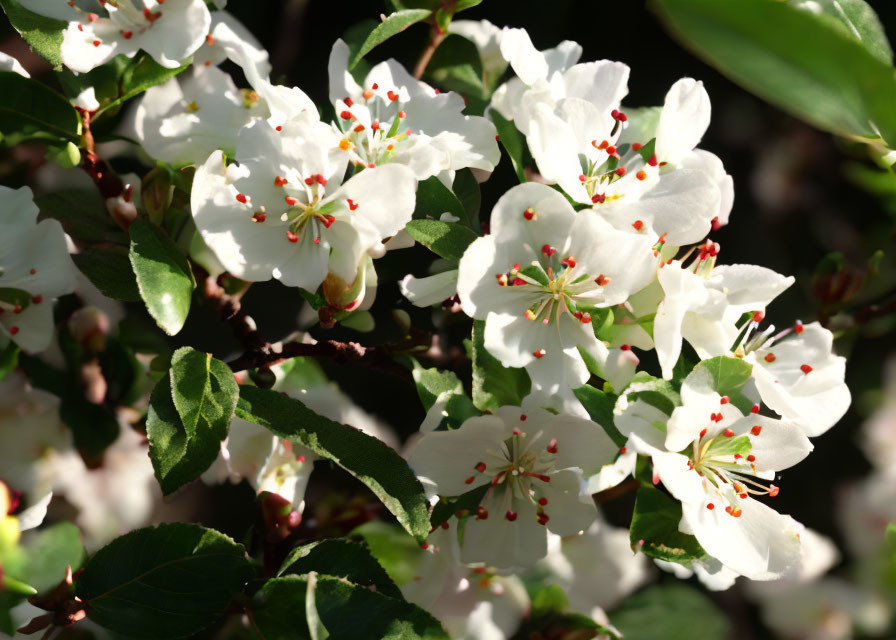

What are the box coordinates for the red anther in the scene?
[647,154,658,167]
[710,412,722,422]
[252,211,266,223]
[440,521,450,530]
[751,425,762,436]
[353,124,365,133]
[31,295,42,304]
[9,327,19,335]
[286,231,299,243]
[475,462,487,473]
[632,142,642,151]
[13,305,21,314]
[611,109,627,121]
[343,97,354,107]
[538,497,548,506]
[204,60,212,66]
[371,120,380,131]
[275,125,283,132]
[88,12,99,21]
[561,256,576,269]
[619,446,628,455]
[363,88,375,100]
[476,506,488,520]
[620,344,631,351]
[606,145,617,156]
[720,396,730,404]
[747,455,756,462]
[794,321,804,334]
[752,311,764,323]
[284,196,298,206]
[724,428,734,437]
[739,493,748,499]
[520,414,527,421]
[800,364,813,374]
[764,353,776,363]
[367,163,376,168]
[707,503,715,510]
[235,193,247,204]
[92,39,101,46]
[591,193,606,204]
[206,34,215,45]
[699,428,707,438]
[632,220,644,231]
[512,429,522,436]
[398,110,407,118]
[340,110,354,120]
[313,238,321,244]
[387,90,399,101]
[315,174,327,186]
[532,349,546,359]
[537,514,550,525]
[511,278,526,286]
[421,542,429,549]
[636,170,647,181]
[578,174,587,182]
[546,438,558,454]
[725,506,733,514]
[29,268,36,275]
[464,476,476,484]
[305,176,315,185]
[768,485,780,497]
[371,83,379,90]
[711,216,721,231]
[594,274,610,286]
[751,404,761,414]
[320,215,336,228]
[575,311,592,323]
[274,176,288,186]
[347,198,359,211]
[541,244,556,257]
[121,29,133,39]
[734,454,742,460]
[505,510,517,521]
[523,207,536,220]
[614,167,626,177]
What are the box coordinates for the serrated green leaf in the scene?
[350,522,421,587]
[652,0,896,147]
[789,0,891,63]
[128,218,196,336]
[146,352,236,495]
[0,0,65,69]
[630,486,706,563]
[0,71,79,144]
[411,359,463,411]
[279,539,403,600]
[405,219,478,264]
[490,108,527,182]
[573,384,626,447]
[76,523,254,639]
[236,386,431,541]
[611,584,730,640]
[72,247,141,302]
[348,10,433,70]
[469,320,530,411]
[412,175,468,223]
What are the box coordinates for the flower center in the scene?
[337,90,413,169]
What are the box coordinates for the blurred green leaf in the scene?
[19,523,86,594]
[0,0,65,69]
[129,218,196,336]
[0,342,19,383]
[95,54,189,117]
[0,71,79,144]
[652,0,896,146]
[348,10,433,70]
[236,386,431,541]
[76,523,254,639]
[425,34,486,101]
[350,522,422,587]
[788,0,891,63]
[72,247,141,302]
[36,189,128,246]
[59,394,120,458]
[489,108,527,182]
[611,584,730,640]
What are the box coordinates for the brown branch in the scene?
[412,24,447,80]
[77,108,135,230]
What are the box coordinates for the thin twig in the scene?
[412,24,447,80]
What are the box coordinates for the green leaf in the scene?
[411,359,463,411]
[146,363,234,495]
[252,575,450,639]
[573,384,626,447]
[236,386,431,541]
[36,189,129,246]
[625,373,681,416]
[630,486,706,563]
[169,347,238,439]
[0,342,19,383]
[350,522,421,587]
[72,247,141,302]
[429,483,489,528]
[652,0,896,146]
[789,0,891,63]
[279,539,403,600]
[405,219,478,264]
[58,395,120,458]
[19,523,86,594]
[76,523,254,640]
[0,71,79,144]
[0,287,31,310]
[425,34,486,101]
[412,175,468,223]
[685,355,753,413]
[95,55,190,117]
[128,217,196,336]
[0,0,65,69]
[611,584,730,640]
[452,169,481,228]
[348,10,433,70]
[469,320,530,411]
[882,523,896,588]
[489,108,527,182]
[428,392,481,431]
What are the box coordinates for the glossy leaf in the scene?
[405,219,478,264]
[0,71,79,144]
[72,247,141,302]
[412,175,468,223]
[630,486,706,563]
[469,320,531,411]
[348,10,433,70]
[128,218,196,336]
[95,55,190,117]
[611,584,730,640]
[0,0,65,69]
[236,386,431,541]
